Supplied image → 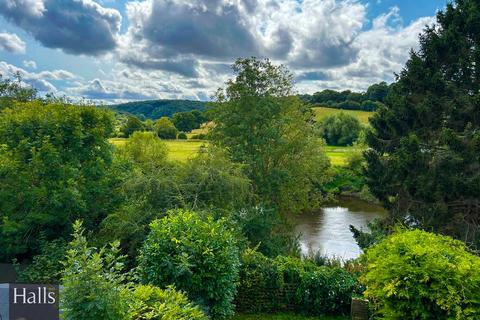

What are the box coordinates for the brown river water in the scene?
[294,196,386,260]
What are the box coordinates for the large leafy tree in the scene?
[211,58,330,213]
[0,101,123,261]
[365,0,480,246]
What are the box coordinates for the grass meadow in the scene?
[313,106,373,125]
[110,138,358,166]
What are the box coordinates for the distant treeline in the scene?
[111,99,208,119]
[300,81,391,111]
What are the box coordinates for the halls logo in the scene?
[0,283,60,320]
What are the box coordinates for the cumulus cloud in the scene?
[0,0,438,102]
[0,32,26,53]
[0,0,121,55]
[0,60,80,92]
[23,60,37,69]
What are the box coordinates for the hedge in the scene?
[235,249,356,316]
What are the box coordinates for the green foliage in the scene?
[178,146,253,212]
[232,206,299,257]
[121,116,145,137]
[301,82,389,111]
[365,0,480,247]
[362,229,480,319]
[366,81,389,103]
[62,221,130,320]
[172,110,206,132]
[236,249,356,316]
[318,112,362,146]
[111,99,207,119]
[349,219,388,250]
[101,145,252,260]
[177,132,188,139]
[0,101,123,261]
[120,131,169,169]
[138,210,240,319]
[155,117,179,139]
[0,73,37,109]
[14,238,66,283]
[211,57,330,213]
[298,267,357,315]
[128,285,207,320]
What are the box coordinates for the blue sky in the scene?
[0,0,448,103]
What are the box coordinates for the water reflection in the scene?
[294,196,386,260]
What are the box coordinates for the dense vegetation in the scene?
[111,99,207,119]
[300,82,390,111]
[1,1,480,318]
[365,0,480,248]
[317,112,362,146]
[210,58,330,214]
[362,229,480,319]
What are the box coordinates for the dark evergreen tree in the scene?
[365,0,480,247]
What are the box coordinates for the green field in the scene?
[110,138,206,162]
[313,106,373,125]
[231,314,347,320]
[110,138,358,165]
[324,145,360,166]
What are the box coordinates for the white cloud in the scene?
[23,60,37,69]
[0,32,26,53]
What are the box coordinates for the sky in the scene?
[0,0,448,103]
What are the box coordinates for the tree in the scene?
[0,73,37,109]
[365,0,480,247]
[172,111,197,132]
[155,116,178,139]
[121,116,145,137]
[366,81,390,103]
[0,101,123,261]
[318,112,362,146]
[210,58,330,213]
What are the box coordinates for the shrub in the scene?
[178,132,188,139]
[298,267,356,315]
[362,229,480,319]
[120,131,168,169]
[62,221,130,320]
[128,285,207,320]
[317,112,362,146]
[236,249,356,316]
[155,117,178,139]
[14,238,66,284]
[138,210,240,319]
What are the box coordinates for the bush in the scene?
[62,221,130,320]
[298,267,356,315]
[362,229,480,319]
[138,210,240,319]
[317,112,362,146]
[178,132,188,139]
[155,117,178,139]
[128,285,207,320]
[14,238,66,284]
[236,249,356,316]
[120,131,168,169]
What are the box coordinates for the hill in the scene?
[110,99,208,119]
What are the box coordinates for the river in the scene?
[294,196,386,260]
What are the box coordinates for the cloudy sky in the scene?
[0,0,445,103]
